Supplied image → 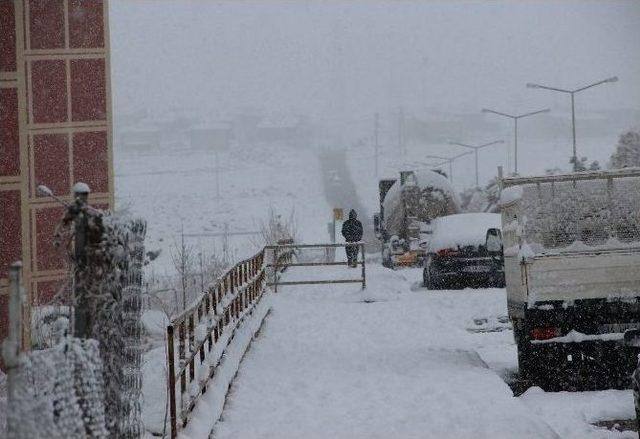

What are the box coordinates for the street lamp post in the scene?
[481,108,550,174]
[526,76,618,171]
[448,140,504,187]
[426,151,473,184]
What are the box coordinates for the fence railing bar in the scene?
[266,261,362,268]
[267,279,364,286]
[265,241,364,249]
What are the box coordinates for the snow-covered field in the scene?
[115,142,331,274]
[211,264,636,439]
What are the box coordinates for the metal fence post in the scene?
[73,184,91,338]
[273,247,279,293]
[360,243,366,288]
[4,262,23,438]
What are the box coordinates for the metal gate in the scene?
[265,242,366,291]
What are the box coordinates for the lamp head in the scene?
[526,83,539,89]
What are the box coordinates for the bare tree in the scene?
[170,226,194,311]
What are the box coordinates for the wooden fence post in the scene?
[167,325,178,439]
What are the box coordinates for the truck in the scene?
[374,169,459,267]
[499,168,640,389]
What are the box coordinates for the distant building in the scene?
[190,122,234,150]
[118,127,161,151]
[253,115,309,145]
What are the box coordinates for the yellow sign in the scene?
[333,208,343,221]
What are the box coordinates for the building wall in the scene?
[0,0,114,352]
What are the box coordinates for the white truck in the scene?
[499,168,640,389]
[374,169,459,268]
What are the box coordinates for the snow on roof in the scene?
[429,213,501,252]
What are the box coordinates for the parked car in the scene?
[422,213,504,289]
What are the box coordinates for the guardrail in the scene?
[165,245,294,438]
[265,242,366,291]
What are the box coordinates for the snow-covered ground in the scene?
[211,264,635,439]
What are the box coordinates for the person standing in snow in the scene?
[341,209,363,267]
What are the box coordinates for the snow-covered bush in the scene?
[8,338,108,438]
[460,177,500,213]
[609,129,640,169]
[256,207,297,246]
[57,202,146,438]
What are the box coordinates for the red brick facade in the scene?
[0,0,114,353]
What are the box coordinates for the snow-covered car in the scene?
[422,213,504,289]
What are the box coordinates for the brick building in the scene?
[0,0,114,353]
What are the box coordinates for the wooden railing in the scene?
[165,245,294,438]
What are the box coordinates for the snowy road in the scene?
[212,264,635,439]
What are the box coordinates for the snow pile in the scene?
[520,387,635,438]
[7,338,108,438]
[428,213,501,252]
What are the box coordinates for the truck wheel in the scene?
[382,249,392,268]
[424,257,441,290]
[423,267,431,289]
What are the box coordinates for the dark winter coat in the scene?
[342,211,363,242]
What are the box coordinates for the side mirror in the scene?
[486,228,503,254]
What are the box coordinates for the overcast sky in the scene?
[110,0,640,122]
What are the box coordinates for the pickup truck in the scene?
[499,168,640,389]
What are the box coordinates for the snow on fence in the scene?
[62,200,146,438]
[166,246,293,438]
[500,168,640,253]
[5,185,147,438]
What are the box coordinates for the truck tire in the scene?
[423,267,431,289]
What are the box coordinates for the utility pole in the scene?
[374,112,380,178]
[526,76,618,171]
[449,140,504,187]
[481,108,550,175]
[398,107,405,158]
[214,149,221,199]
